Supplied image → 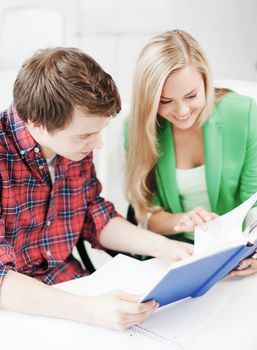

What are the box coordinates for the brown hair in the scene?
[13,47,121,132]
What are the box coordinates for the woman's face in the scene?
[157,65,206,130]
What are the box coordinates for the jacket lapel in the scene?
[203,109,222,211]
[156,119,182,213]
[156,109,223,214]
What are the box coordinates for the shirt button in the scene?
[39,165,44,170]
[46,250,51,256]
[46,220,52,227]
[20,150,25,155]
[34,147,40,153]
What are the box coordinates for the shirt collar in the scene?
[5,104,88,173]
[7,104,38,157]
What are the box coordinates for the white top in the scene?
[176,165,211,213]
[46,155,56,184]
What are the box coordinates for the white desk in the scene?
[188,274,257,350]
[1,257,257,350]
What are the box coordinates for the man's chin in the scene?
[74,152,90,161]
[60,152,91,161]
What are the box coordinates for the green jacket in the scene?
[125,93,257,218]
[154,93,257,215]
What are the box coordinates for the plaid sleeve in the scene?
[82,163,121,249]
[0,218,17,286]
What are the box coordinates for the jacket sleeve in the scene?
[239,98,257,205]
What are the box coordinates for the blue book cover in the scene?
[141,192,257,307]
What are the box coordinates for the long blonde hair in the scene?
[126,29,216,223]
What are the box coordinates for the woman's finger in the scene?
[187,210,207,230]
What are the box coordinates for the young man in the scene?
[0,47,193,331]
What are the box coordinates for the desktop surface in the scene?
[0,257,257,350]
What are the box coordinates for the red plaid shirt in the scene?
[0,105,119,285]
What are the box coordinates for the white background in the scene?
[0,0,257,215]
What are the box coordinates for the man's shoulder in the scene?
[0,105,19,154]
[0,109,11,145]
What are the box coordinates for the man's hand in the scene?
[80,290,158,331]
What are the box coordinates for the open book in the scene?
[141,192,257,306]
[55,192,257,349]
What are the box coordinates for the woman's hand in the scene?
[174,207,218,232]
[230,251,257,277]
[79,290,158,331]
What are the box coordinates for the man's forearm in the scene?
[0,270,87,322]
[99,217,167,257]
[0,269,159,331]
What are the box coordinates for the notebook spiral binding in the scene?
[130,324,184,349]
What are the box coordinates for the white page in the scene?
[57,254,169,296]
[194,192,257,255]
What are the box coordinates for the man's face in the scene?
[37,109,110,161]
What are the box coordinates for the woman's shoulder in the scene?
[213,92,256,126]
[215,92,256,114]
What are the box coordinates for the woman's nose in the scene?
[173,102,190,117]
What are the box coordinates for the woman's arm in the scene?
[148,208,218,235]
[148,210,184,235]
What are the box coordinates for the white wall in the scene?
[0,0,257,216]
[171,0,257,82]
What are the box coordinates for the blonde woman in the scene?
[125,29,257,276]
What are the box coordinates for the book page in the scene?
[243,207,257,243]
[194,192,257,255]
[57,254,169,296]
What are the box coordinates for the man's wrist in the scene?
[65,294,92,324]
[146,233,168,259]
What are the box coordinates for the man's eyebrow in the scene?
[160,88,198,100]
[75,131,97,137]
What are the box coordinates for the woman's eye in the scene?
[187,94,197,99]
[160,100,173,105]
